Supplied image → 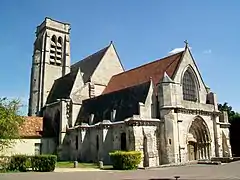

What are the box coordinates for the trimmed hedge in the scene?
[109,151,141,170]
[8,155,30,172]
[31,155,57,172]
[7,155,57,172]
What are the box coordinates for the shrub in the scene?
[0,155,57,172]
[8,155,30,172]
[0,156,11,172]
[109,151,141,170]
[31,155,57,172]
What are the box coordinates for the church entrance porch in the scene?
[187,117,211,161]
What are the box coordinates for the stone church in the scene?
[28,17,232,167]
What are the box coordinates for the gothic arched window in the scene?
[182,69,197,102]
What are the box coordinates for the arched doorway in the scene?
[187,117,211,161]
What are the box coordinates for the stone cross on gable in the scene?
[184,40,188,48]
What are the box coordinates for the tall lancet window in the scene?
[182,69,197,102]
[50,35,62,66]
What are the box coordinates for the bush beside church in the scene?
[109,151,142,170]
[0,155,57,172]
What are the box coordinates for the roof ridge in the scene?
[71,44,110,68]
[111,51,184,77]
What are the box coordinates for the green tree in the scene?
[0,98,24,152]
[218,102,235,119]
[218,102,240,123]
[218,102,240,156]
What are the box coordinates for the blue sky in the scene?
[0,1,239,114]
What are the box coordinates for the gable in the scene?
[102,51,184,94]
[172,48,207,91]
[71,46,109,83]
[172,48,208,104]
[91,43,124,86]
[70,69,89,103]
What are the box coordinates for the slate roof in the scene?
[46,70,78,104]
[19,116,43,138]
[77,81,151,124]
[71,45,109,82]
[103,51,184,94]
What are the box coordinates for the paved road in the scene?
[1,161,240,180]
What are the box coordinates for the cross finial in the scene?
[184,40,189,49]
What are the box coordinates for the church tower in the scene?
[28,17,71,116]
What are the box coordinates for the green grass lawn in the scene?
[56,161,113,169]
[56,161,99,169]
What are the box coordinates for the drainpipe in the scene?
[212,113,219,157]
[177,111,182,163]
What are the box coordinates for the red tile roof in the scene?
[19,116,43,138]
[102,51,184,94]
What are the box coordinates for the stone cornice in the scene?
[174,107,220,116]
[38,26,70,35]
[125,119,161,126]
[76,117,162,130]
[218,122,231,128]
[125,117,161,126]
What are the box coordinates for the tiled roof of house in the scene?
[19,116,43,138]
[102,51,184,94]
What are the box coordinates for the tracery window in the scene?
[50,35,62,66]
[182,69,197,102]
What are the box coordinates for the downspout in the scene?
[174,83,181,163]
[177,111,181,163]
[212,113,219,157]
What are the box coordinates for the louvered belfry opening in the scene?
[50,35,62,66]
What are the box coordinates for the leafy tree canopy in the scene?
[0,97,24,152]
[218,102,240,123]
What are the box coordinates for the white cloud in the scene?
[168,47,192,55]
[203,49,212,54]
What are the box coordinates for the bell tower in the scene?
[28,17,71,116]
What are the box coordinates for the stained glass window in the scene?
[183,70,197,101]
